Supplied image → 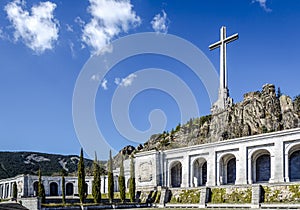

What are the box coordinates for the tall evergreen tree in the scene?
[38,169,45,203]
[12,182,17,199]
[129,155,136,203]
[62,174,66,204]
[108,150,114,203]
[78,148,85,204]
[118,155,126,203]
[92,152,101,203]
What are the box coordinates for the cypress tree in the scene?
[108,150,114,203]
[78,148,85,204]
[129,155,136,203]
[92,152,101,203]
[12,182,17,199]
[38,169,45,203]
[62,174,66,204]
[118,155,126,203]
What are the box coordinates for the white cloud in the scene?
[75,16,85,27]
[151,10,169,34]
[82,0,141,55]
[66,24,73,32]
[90,75,108,90]
[253,0,271,12]
[115,73,137,87]
[69,41,75,58]
[4,0,59,54]
[91,74,101,81]
[101,79,108,90]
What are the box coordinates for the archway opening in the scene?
[193,158,207,187]
[66,183,74,196]
[170,161,182,188]
[227,158,236,184]
[254,152,271,183]
[5,184,9,198]
[50,182,58,196]
[220,154,236,185]
[289,150,300,181]
[33,181,38,196]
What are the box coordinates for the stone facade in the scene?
[0,174,119,199]
[135,127,300,190]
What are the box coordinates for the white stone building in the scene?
[0,174,119,199]
[135,127,300,190]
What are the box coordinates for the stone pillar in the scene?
[158,187,170,207]
[247,153,253,184]
[206,150,216,186]
[199,187,210,208]
[284,151,290,182]
[181,154,189,187]
[271,141,285,183]
[251,184,262,208]
[235,145,247,185]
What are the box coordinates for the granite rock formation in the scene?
[139,84,300,152]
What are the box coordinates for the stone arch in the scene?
[288,144,300,181]
[50,182,58,196]
[192,158,207,187]
[33,181,38,196]
[219,153,236,185]
[170,161,182,188]
[252,149,271,183]
[66,182,74,196]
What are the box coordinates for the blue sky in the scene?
[0,0,299,160]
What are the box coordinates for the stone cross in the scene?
[209,26,238,110]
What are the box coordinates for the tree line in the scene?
[34,148,136,205]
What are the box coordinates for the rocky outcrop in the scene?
[139,84,300,152]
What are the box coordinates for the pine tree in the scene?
[108,150,114,203]
[62,174,66,204]
[118,155,126,203]
[12,182,17,199]
[277,87,282,98]
[129,155,136,203]
[92,152,101,203]
[78,148,85,204]
[38,169,45,203]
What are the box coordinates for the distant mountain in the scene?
[0,151,94,179]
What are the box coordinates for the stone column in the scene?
[8,182,11,198]
[181,154,189,187]
[270,141,285,183]
[235,145,247,185]
[251,184,262,208]
[199,187,210,208]
[284,151,290,182]
[206,149,216,186]
[247,152,253,184]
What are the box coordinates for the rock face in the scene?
[140,84,300,151]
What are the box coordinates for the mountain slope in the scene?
[0,151,94,179]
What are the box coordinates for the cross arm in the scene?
[224,33,239,44]
[209,41,221,51]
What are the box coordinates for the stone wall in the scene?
[262,184,300,203]
[210,186,252,203]
[20,197,41,210]
[169,188,200,204]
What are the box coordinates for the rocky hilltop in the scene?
[136,84,300,152]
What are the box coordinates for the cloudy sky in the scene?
[0,0,299,159]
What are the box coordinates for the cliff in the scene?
[138,84,300,152]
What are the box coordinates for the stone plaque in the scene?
[138,161,153,182]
